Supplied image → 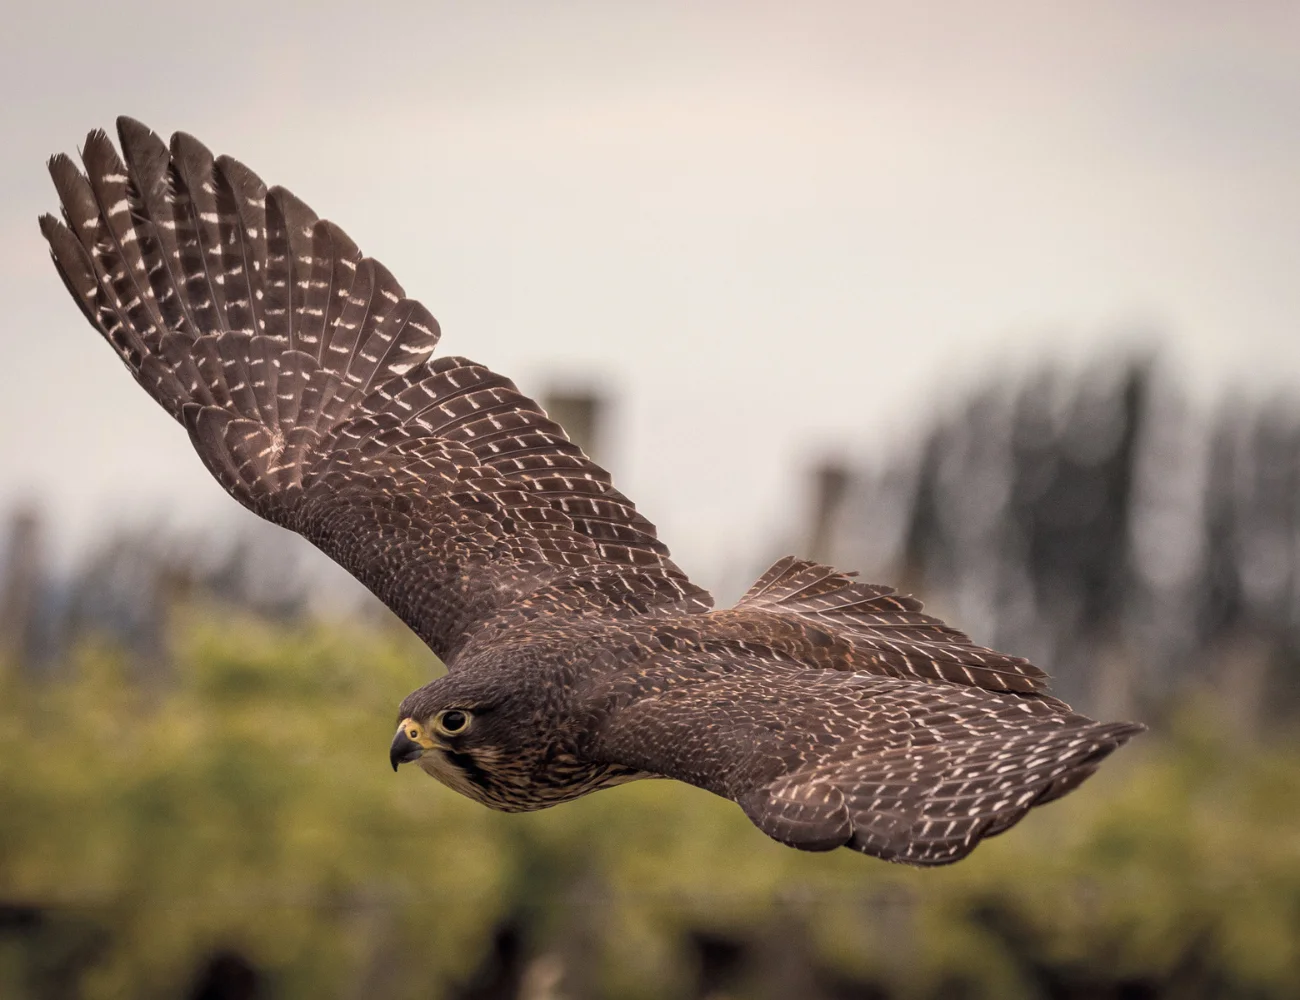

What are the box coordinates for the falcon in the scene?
[41,119,1142,866]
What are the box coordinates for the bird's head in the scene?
[389,672,544,810]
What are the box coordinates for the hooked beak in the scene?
[390,718,433,771]
[390,730,424,770]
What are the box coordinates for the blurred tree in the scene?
[1,608,1297,999]
[824,353,1300,723]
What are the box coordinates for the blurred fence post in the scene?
[551,869,606,1000]
[1092,640,1138,724]
[0,506,44,675]
[542,389,606,466]
[806,460,852,566]
[1214,637,1271,737]
[754,886,820,1000]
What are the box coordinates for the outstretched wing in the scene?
[41,118,710,663]
[730,557,1056,699]
[590,662,1141,865]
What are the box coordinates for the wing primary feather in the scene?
[115,116,195,338]
[79,130,167,350]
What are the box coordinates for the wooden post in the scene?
[541,389,606,466]
[0,506,43,675]
[806,460,852,566]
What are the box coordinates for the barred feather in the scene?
[213,154,269,337]
[116,117,195,338]
[44,118,1140,866]
[80,130,165,348]
[737,557,1051,697]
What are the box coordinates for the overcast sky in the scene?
[2,0,1298,596]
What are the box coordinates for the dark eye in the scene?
[437,709,469,735]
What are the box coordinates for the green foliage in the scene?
[1,612,1298,998]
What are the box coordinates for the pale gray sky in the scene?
[2,0,1298,595]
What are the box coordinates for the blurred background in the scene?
[2,2,1299,998]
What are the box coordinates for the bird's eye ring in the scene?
[435,709,471,736]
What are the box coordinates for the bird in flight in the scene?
[41,119,1141,866]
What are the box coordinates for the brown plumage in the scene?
[41,118,1142,866]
